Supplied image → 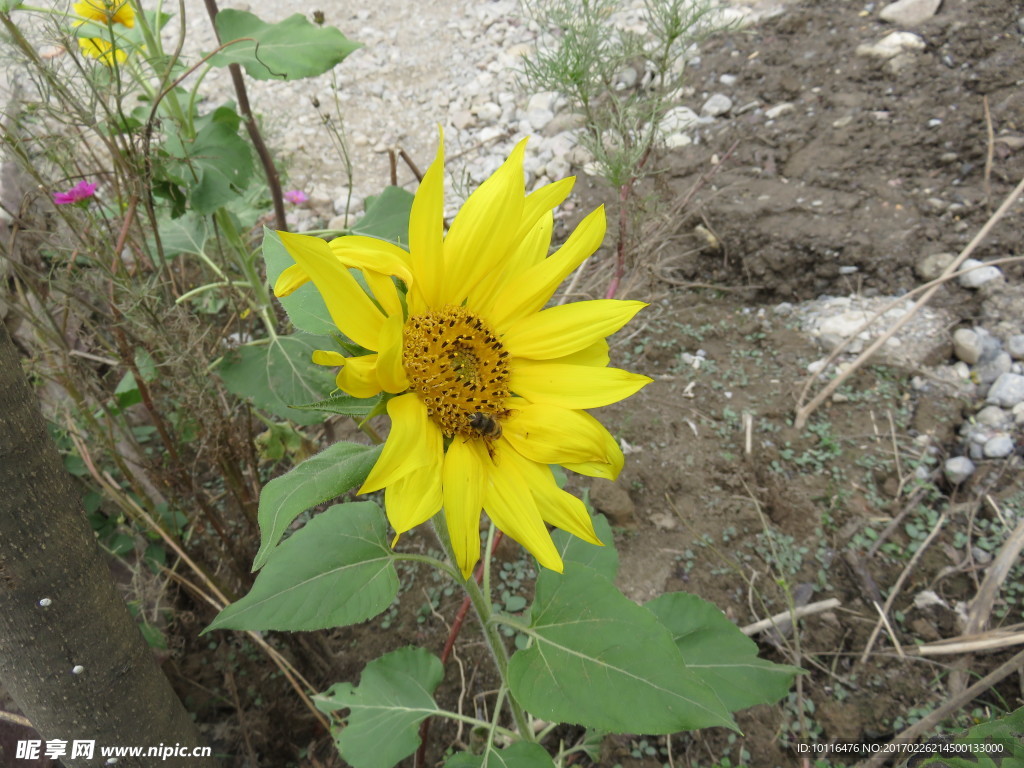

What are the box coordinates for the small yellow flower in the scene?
[275,133,651,578]
[72,0,135,66]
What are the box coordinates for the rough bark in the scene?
[0,320,217,767]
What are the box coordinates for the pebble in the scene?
[975,405,1010,428]
[983,434,1014,459]
[765,102,795,120]
[915,252,954,281]
[987,373,1024,408]
[879,0,942,26]
[976,352,1011,387]
[958,258,1003,289]
[1008,334,1024,360]
[855,32,926,60]
[952,328,982,365]
[943,456,975,484]
[701,93,733,117]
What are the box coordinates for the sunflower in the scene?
[274,133,650,578]
[72,0,135,65]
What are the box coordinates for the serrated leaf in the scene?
[210,10,361,80]
[217,335,335,424]
[550,513,617,581]
[508,563,735,734]
[290,393,380,419]
[262,229,335,336]
[253,441,382,570]
[444,742,556,768]
[204,502,397,632]
[351,186,414,246]
[907,705,1024,767]
[315,647,443,768]
[646,592,801,712]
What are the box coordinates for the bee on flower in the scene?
[274,132,651,579]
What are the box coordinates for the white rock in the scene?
[944,456,975,484]
[1013,402,1024,425]
[856,32,926,60]
[983,434,1014,459]
[1007,334,1024,360]
[987,373,1024,407]
[661,106,702,133]
[664,132,693,149]
[976,405,1009,427]
[719,74,738,86]
[525,108,555,132]
[879,0,941,26]
[701,93,733,117]
[817,310,871,338]
[765,102,795,119]
[475,102,501,122]
[957,258,1003,288]
[526,92,556,113]
[952,328,982,365]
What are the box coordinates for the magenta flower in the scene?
[284,189,309,205]
[53,180,98,205]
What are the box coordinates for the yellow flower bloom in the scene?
[275,134,651,578]
[72,0,134,66]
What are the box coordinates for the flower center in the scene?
[403,306,511,439]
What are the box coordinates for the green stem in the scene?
[392,553,460,581]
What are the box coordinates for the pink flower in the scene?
[284,189,309,205]
[53,180,98,205]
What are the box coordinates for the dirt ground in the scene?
[169,1,1024,766]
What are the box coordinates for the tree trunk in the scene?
[0,321,218,767]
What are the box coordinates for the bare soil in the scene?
[166,0,1024,766]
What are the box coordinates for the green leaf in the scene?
[315,647,443,768]
[645,592,801,712]
[134,349,158,382]
[262,229,336,336]
[157,212,209,258]
[550,513,617,581]
[253,441,382,570]
[290,393,381,419]
[114,371,141,408]
[217,335,335,425]
[907,705,1024,767]
[444,742,556,768]
[210,10,361,80]
[166,106,253,213]
[204,502,397,632]
[507,563,735,734]
[351,186,415,247]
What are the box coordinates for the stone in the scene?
[856,32,926,60]
[701,93,733,117]
[1013,402,1024,425]
[1008,334,1024,360]
[879,0,942,26]
[976,352,1012,387]
[943,456,975,484]
[661,106,701,133]
[987,373,1024,408]
[958,258,1003,288]
[765,102,796,120]
[975,405,1010,428]
[952,328,982,365]
[983,434,1014,459]
[915,252,955,281]
[588,479,635,528]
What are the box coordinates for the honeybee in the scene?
[467,412,504,462]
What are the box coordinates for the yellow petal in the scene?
[385,462,443,535]
[329,236,413,285]
[311,349,346,367]
[502,403,623,477]
[483,441,563,573]
[512,176,574,247]
[74,0,135,26]
[375,312,410,393]
[408,131,446,311]
[277,230,385,351]
[551,339,610,367]
[274,263,310,297]
[336,354,383,398]
[441,139,528,305]
[510,361,651,409]
[510,457,602,546]
[471,211,553,315]
[361,394,439,493]
[503,300,647,360]
[491,205,606,330]
[442,438,488,579]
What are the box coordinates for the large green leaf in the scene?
[550,513,617,582]
[217,334,335,424]
[445,742,556,768]
[315,647,443,768]
[906,705,1024,767]
[253,441,382,570]
[507,563,735,734]
[289,393,381,419]
[157,212,209,258]
[351,186,415,246]
[211,10,361,80]
[204,502,397,632]
[646,592,800,712]
[165,106,253,214]
[262,229,335,336]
